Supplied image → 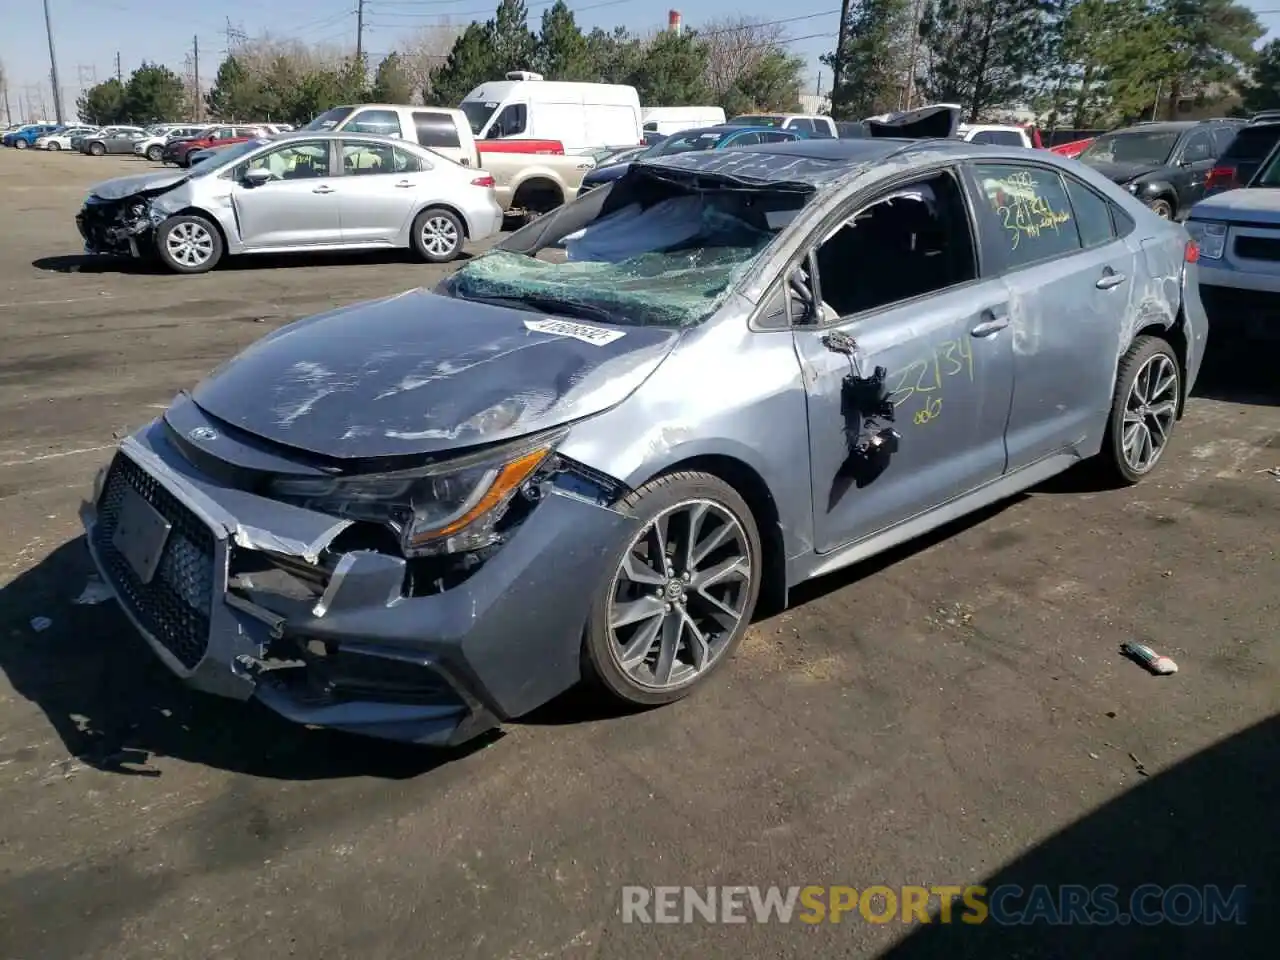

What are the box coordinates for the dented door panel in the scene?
[794,282,1016,554]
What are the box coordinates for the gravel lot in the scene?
[0,149,1276,960]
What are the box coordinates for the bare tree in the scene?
[701,16,789,104]
[400,23,463,104]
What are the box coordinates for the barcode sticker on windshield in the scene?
[524,318,626,346]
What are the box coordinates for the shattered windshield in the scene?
[451,190,804,328]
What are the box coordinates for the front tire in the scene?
[155,214,222,274]
[581,471,762,707]
[14,139,28,150]
[410,207,464,263]
[146,144,163,161]
[1147,197,1174,219]
[47,141,61,151]
[1099,335,1181,485]
[88,141,105,156]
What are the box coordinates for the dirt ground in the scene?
[0,149,1275,960]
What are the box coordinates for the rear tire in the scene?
[410,207,464,263]
[581,471,762,707]
[1098,335,1181,485]
[47,141,61,151]
[155,215,223,274]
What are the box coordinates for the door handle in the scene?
[394,180,413,188]
[313,185,335,194]
[1096,270,1127,290]
[970,310,1010,338]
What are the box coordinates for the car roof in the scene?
[666,124,792,139]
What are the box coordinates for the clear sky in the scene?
[3,0,1280,121]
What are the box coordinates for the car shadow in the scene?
[0,537,498,780]
[31,249,473,275]
[878,714,1278,959]
[1191,334,1278,407]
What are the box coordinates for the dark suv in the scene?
[1076,118,1243,219]
[1203,114,1280,196]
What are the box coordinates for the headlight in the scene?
[1185,220,1226,260]
[268,430,562,557]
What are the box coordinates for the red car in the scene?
[1050,137,1095,159]
[170,125,269,167]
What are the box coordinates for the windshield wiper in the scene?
[456,292,618,324]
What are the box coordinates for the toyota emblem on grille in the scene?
[189,427,218,442]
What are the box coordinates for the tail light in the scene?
[1185,240,1200,264]
[471,175,496,187]
[1204,165,1237,193]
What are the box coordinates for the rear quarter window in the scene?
[1221,124,1280,162]
[413,111,461,149]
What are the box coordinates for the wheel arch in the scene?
[638,453,788,617]
[512,176,565,211]
[162,206,231,254]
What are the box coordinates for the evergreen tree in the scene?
[823,0,912,119]
[76,78,126,126]
[629,30,710,105]
[122,63,186,122]
[488,0,537,76]
[426,23,497,106]
[1240,39,1280,114]
[536,2,595,80]
[372,52,413,103]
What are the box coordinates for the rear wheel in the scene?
[410,207,464,263]
[1098,335,1181,485]
[155,215,223,274]
[47,141,61,151]
[581,471,762,707]
[88,141,105,157]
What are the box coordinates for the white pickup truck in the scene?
[477,144,596,220]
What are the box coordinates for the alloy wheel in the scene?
[165,222,215,268]
[1122,352,1179,473]
[607,499,753,690]
[420,216,459,258]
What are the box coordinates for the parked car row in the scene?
[0,120,294,159]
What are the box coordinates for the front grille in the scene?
[1234,235,1280,262]
[93,454,216,669]
[1199,284,1280,324]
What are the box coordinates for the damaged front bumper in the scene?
[80,419,637,746]
[75,195,160,258]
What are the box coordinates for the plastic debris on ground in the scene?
[30,616,52,632]
[1120,641,1178,676]
[73,576,113,605]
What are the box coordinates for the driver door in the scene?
[1173,130,1216,216]
[230,140,342,248]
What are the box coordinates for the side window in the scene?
[487,103,527,138]
[790,118,816,134]
[760,131,794,143]
[243,142,329,180]
[1211,126,1236,154]
[730,131,761,146]
[413,111,461,148]
[973,130,1024,147]
[808,171,978,319]
[341,141,396,175]
[1180,131,1214,164]
[1063,176,1115,248]
[810,119,835,139]
[347,109,402,137]
[971,163,1080,268]
[392,145,424,173]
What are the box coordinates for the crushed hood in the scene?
[90,170,190,201]
[1077,159,1164,185]
[1190,187,1280,223]
[189,288,680,460]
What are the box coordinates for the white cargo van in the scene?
[642,106,727,136]
[460,72,643,154]
[302,104,480,167]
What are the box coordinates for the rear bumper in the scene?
[80,418,634,745]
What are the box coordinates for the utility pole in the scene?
[115,51,122,84]
[2,84,11,125]
[831,0,851,102]
[42,0,65,122]
[902,0,925,112]
[193,35,201,122]
[356,0,365,62]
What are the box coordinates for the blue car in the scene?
[3,123,59,149]
[579,124,805,192]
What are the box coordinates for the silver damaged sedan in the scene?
[75,131,503,273]
[81,132,1209,745]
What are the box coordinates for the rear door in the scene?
[336,140,424,243]
[965,161,1135,471]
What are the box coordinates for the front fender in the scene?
[1132,179,1177,205]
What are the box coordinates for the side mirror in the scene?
[242,167,272,186]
